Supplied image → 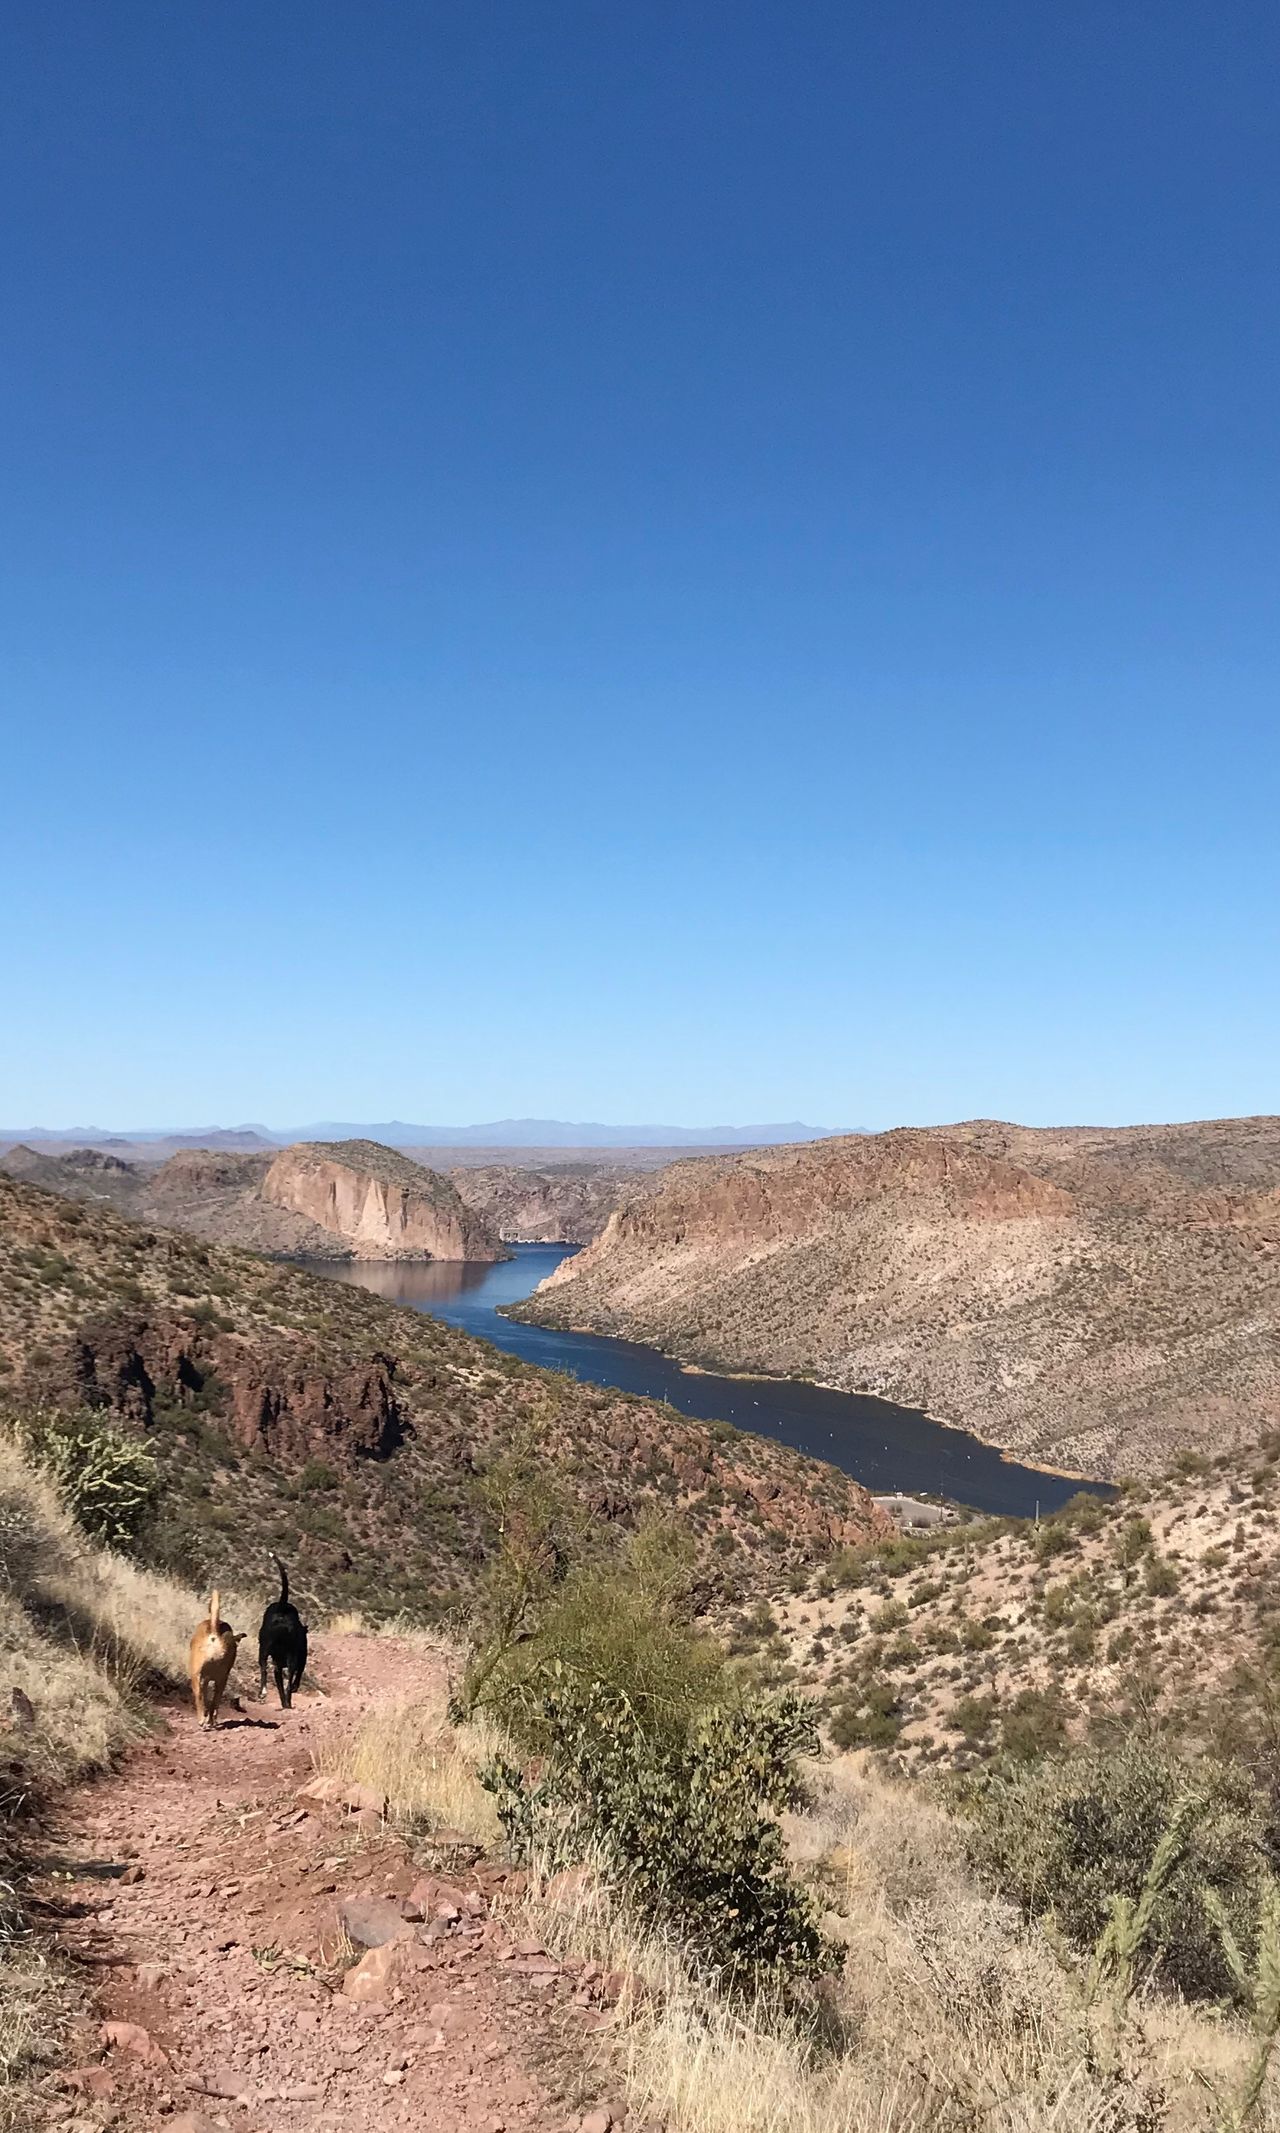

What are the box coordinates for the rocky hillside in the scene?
[445,1161,643,1243]
[0,1174,888,1617]
[0,1139,507,1264]
[751,1429,1280,1779]
[515,1119,1280,1481]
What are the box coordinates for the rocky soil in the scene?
[27,1634,639,2133]
[516,1120,1280,1481]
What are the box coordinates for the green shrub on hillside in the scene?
[482,1670,832,1997]
[468,1492,830,1997]
[464,1517,728,1750]
[969,1738,1266,2001]
[24,1410,159,1553]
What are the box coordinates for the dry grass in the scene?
[518,1756,1280,2133]
[312,1671,506,1851]
[324,1609,448,1650]
[0,1432,199,1790]
[0,1940,73,2131]
[0,1431,205,2128]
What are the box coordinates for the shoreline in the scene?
[509,1305,1110,1493]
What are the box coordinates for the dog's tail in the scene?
[208,1589,222,1631]
[273,1555,289,1605]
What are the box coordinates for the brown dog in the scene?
[188,1591,239,1729]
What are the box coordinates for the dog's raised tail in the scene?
[273,1555,289,1604]
[208,1589,222,1631]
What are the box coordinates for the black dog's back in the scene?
[257,1556,307,1708]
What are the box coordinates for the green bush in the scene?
[26,1410,159,1552]
[969,1738,1266,2000]
[829,1679,900,1749]
[999,1686,1068,1763]
[482,1670,832,1997]
[952,1692,998,1744]
[465,1522,729,1754]
[296,1459,339,1495]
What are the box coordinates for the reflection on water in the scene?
[304,1246,1110,1520]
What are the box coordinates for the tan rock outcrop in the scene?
[261,1140,506,1262]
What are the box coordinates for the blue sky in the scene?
[2,2,1276,1131]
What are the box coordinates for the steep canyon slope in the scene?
[514,1120,1280,1480]
[0,1173,888,1615]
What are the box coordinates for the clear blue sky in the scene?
[2,3,1276,1131]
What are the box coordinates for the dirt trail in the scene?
[30,1635,627,2133]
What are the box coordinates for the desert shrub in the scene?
[1173,1449,1212,1478]
[1056,1490,1109,1533]
[1144,1553,1179,1597]
[969,1737,1266,2000]
[829,1680,900,1749]
[1117,1515,1154,1571]
[482,1670,832,1997]
[464,1522,729,1754]
[999,1686,1068,1763]
[952,1692,998,1744]
[1033,1521,1071,1565]
[296,1459,339,1495]
[25,1411,158,1552]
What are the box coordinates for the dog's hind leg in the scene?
[273,1657,287,1708]
[258,1651,269,1701]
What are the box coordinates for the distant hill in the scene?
[0,1118,847,1153]
[289,1118,848,1148]
[514,1116,1280,1481]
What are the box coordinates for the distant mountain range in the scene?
[0,1118,847,1152]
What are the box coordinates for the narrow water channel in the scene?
[306,1245,1107,1519]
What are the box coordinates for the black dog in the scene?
[257,1557,308,1708]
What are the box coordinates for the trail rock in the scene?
[99,2019,169,2068]
[339,1894,411,1949]
[189,2067,251,2101]
[62,2067,116,2099]
[297,1773,386,1816]
[342,1940,406,2002]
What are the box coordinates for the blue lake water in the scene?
[308,1245,1108,1519]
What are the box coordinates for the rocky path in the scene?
[30,1635,630,2133]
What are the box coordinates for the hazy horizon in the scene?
[2,1105,1275,1150]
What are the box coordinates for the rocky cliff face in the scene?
[261,1141,506,1262]
[447,1162,640,1244]
[1,1137,511,1263]
[517,1122,1280,1482]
